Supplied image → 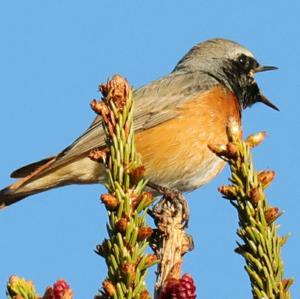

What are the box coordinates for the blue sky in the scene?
[0,1,299,298]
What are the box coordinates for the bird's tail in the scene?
[0,155,105,209]
[0,187,31,209]
[0,156,58,209]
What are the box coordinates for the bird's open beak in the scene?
[257,93,279,111]
[255,65,278,73]
[255,65,279,111]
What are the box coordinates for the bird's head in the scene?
[174,38,279,111]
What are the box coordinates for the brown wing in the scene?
[10,157,56,178]
[11,71,219,179]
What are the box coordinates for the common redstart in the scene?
[0,38,278,208]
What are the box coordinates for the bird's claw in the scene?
[147,181,190,228]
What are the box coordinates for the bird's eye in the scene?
[238,54,248,66]
[236,54,254,72]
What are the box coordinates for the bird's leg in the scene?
[147,181,189,228]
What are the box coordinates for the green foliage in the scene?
[6,276,38,299]
[92,76,156,299]
[213,120,293,299]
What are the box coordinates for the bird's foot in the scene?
[147,181,189,228]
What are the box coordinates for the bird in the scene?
[0,38,278,209]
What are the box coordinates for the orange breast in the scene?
[135,85,241,191]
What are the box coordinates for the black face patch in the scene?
[240,79,261,109]
[221,56,260,109]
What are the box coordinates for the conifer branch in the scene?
[91,75,156,299]
[6,276,73,299]
[209,118,293,299]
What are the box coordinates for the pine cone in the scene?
[159,274,196,299]
[52,279,73,299]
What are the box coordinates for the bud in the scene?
[141,191,154,205]
[130,165,146,185]
[218,185,236,199]
[121,262,136,282]
[52,279,73,299]
[226,118,242,140]
[264,207,283,224]
[116,218,128,233]
[90,100,109,120]
[245,131,266,148]
[209,143,239,160]
[207,143,227,156]
[131,195,141,210]
[139,290,151,299]
[226,142,239,159]
[132,192,153,210]
[99,75,130,110]
[102,280,116,297]
[8,275,19,285]
[137,226,153,241]
[144,254,158,267]
[100,194,119,210]
[249,187,264,205]
[99,83,109,97]
[258,170,275,188]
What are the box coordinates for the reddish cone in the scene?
[159,274,196,299]
[52,279,72,299]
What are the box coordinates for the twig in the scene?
[150,188,194,299]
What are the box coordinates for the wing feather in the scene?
[16,71,218,178]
